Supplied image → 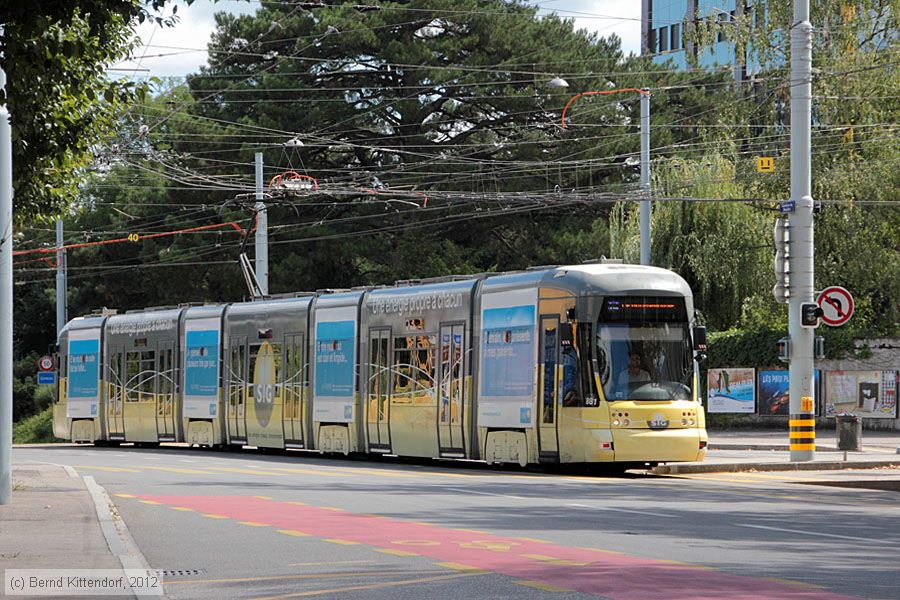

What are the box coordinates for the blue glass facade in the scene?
[643,0,763,79]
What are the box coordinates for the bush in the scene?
[12,407,60,444]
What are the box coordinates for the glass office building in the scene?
[641,0,763,80]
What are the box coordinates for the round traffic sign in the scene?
[38,355,54,371]
[817,286,854,327]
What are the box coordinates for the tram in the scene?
[52,262,708,467]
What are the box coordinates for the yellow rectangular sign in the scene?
[757,157,775,173]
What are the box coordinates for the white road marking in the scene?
[445,487,524,500]
[566,503,671,517]
[736,523,881,543]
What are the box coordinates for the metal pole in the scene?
[1,26,14,505]
[639,91,651,265]
[788,0,815,461]
[56,218,67,336]
[254,152,268,296]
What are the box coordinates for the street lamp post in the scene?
[558,87,653,265]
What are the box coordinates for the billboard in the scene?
[758,369,821,416]
[183,318,220,419]
[825,370,898,419]
[313,305,357,423]
[706,368,756,413]
[479,288,537,428]
[67,331,100,418]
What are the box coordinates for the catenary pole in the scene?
[788,0,816,461]
[254,152,268,296]
[56,219,67,336]
[1,25,14,504]
[639,91,651,266]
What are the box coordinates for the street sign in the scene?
[38,355,54,371]
[37,371,56,385]
[757,157,775,173]
[779,200,795,213]
[816,286,854,327]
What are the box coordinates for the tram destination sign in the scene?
[601,297,687,322]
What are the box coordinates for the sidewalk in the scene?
[652,428,900,474]
[0,463,122,570]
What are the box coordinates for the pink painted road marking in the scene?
[135,494,854,600]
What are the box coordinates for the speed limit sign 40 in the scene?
[38,355,55,371]
[817,286,854,327]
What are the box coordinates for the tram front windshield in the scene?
[595,297,693,401]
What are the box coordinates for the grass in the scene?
[12,407,61,444]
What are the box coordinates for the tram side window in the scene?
[229,344,246,401]
[577,323,599,406]
[125,352,140,402]
[159,348,174,397]
[392,336,413,400]
[415,335,436,393]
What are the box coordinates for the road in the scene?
[15,445,900,600]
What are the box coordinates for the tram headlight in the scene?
[613,419,620,427]
[622,419,630,426]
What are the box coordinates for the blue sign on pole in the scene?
[37,371,56,385]
[779,200,796,214]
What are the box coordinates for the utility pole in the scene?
[639,91,651,266]
[1,26,14,505]
[56,218,67,336]
[788,0,816,461]
[254,152,268,296]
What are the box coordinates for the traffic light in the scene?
[777,337,790,363]
[773,218,790,304]
[801,303,822,328]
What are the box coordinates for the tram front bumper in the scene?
[611,427,708,463]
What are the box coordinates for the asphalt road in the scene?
[15,445,900,600]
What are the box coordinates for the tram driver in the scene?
[616,351,650,390]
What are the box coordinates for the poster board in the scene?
[706,368,756,413]
[825,370,898,419]
[757,369,821,416]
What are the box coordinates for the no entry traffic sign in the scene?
[816,286,854,327]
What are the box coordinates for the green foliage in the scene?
[0,0,205,221]
[12,407,60,444]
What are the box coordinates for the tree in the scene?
[0,0,202,221]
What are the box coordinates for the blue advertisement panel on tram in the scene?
[68,338,100,417]
[184,329,220,418]
[315,320,355,398]
[481,305,535,398]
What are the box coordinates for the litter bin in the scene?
[835,414,862,451]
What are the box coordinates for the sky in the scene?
[117,0,642,79]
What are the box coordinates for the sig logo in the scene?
[252,341,279,427]
[648,412,670,430]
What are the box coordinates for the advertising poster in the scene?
[758,370,821,416]
[706,368,756,413]
[183,319,220,419]
[67,333,100,418]
[479,289,537,428]
[825,370,898,418]
[313,307,357,423]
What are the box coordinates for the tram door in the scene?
[155,341,176,441]
[437,324,466,456]
[283,333,305,447]
[106,345,126,439]
[538,316,560,457]
[227,336,247,443]
[366,329,391,452]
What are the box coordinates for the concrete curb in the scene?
[84,475,162,599]
[652,459,900,475]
